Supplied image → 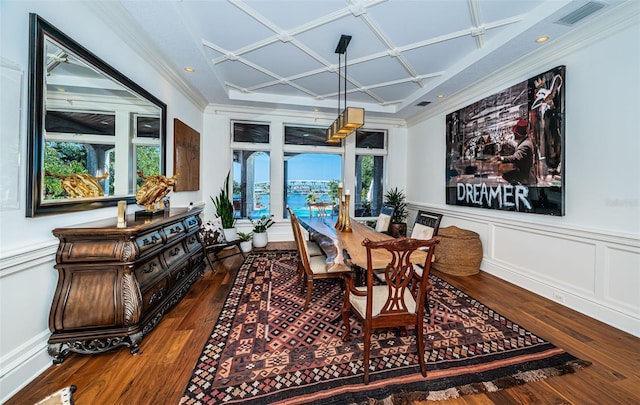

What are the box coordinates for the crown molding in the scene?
[406,0,640,127]
[85,2,208,111]
[204,103,407,128]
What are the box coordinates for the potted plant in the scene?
[250,214,275,248]
[384,187,408,237]
[211,171,237,241]
[237,231,253,253]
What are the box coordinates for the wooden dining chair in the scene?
[411,210,443,241]
[289,210,350,310]
[308,202,335,218]
[287,207,323,258]
[342,236,439,384]
[374,203,395,233]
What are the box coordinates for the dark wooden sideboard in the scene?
[48,207,205,364]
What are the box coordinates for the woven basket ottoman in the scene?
[432,226,482,276]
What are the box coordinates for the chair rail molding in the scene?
[407,202,640,337]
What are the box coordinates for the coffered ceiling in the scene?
[95,0,627,121]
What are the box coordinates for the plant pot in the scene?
[388,222,407,238]
[240,240,253,253]
[223,227,237,241]
[252,231,268,248]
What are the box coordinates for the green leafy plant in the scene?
[237,231,253,241]
[250,214,275,233]
[384,187,408,223]
[211,171,237,229]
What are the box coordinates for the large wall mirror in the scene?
[26,13,166,217]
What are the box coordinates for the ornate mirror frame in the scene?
[26,13,166,217]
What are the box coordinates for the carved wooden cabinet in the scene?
[48,207,205,363]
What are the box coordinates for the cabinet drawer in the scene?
[163,242,186,268]
[141,276,169,312]
[170,261,191,285]
[183,215,200,231]
[185,232,202,253]
[134,256,164,287]
[57,240,122,262]
[163,222,185,242]
[136,231,163,254]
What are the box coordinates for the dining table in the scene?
[298,216,428,285]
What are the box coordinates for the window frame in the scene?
[231,121,271,219]
[354,129,388,219]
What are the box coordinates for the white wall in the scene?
[406,8,639,337]
[0,2,204,401]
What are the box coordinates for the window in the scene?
[232,122,270,219]
[284,152,342,218]
[233,122,270,143]
[44,111,116,199]
[354,130,387,217]
[133,115,161,189]
[285,125,342,147]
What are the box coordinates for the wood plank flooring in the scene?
[6,242,639,404]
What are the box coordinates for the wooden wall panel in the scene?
[173,119,200,191]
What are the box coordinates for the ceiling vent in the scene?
[555,1,606,26]
[416,101,431,107]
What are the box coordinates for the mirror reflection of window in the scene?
[134,115,161,189]
[41,36,163,201]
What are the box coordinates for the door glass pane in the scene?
[284,153,342,218]
[355,155,384,217]
[233,150,270,218]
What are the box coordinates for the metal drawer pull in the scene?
[142,262,157,273]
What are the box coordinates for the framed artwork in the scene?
[173,119,200,192]
[445,65,565,216]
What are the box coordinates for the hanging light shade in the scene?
[326,35,365,143]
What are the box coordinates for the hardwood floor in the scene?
[7,242,639,404]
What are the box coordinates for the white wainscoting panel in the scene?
[493,225,596,295]
[0,242,58,402]
[603,245,640,316]
[407,203,640,337]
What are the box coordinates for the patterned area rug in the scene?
[180,251,589,404]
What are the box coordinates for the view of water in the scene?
[237,193,334,219]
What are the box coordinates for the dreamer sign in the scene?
[445,66,565,216]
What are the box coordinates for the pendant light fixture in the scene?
[326,34,364,143]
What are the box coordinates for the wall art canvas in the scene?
[173,119,200,192]
[446,65,565,216]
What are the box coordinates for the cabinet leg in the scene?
[48,343,67,365]
[129,331,143,355]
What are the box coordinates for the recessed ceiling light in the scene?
[535,36,550,43]
[437,94,444,98]
[184,67,195,72]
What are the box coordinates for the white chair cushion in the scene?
[413,263,424,277]
[306,241,323,257]
[349,285,417,317]
[411,223,434,240]
[375,213,392,232]
[308,254,329,274]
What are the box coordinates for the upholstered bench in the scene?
[432,226,482,276]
